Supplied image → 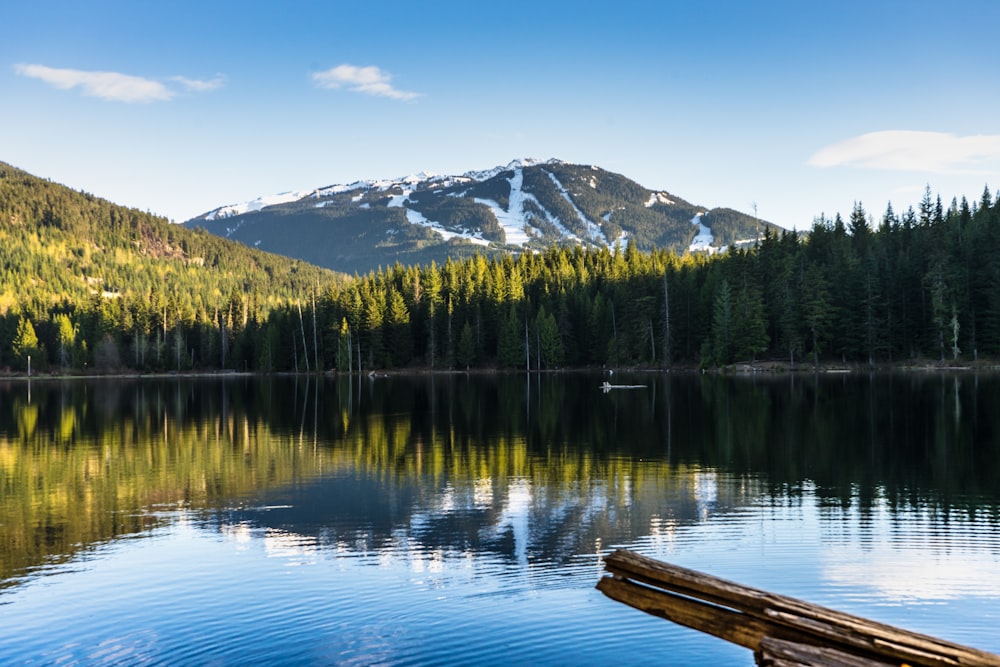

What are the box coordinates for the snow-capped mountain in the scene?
[185,159,777,275]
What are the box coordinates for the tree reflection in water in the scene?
[2,372,999,591]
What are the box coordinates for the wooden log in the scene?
[597,549,1000,667]
[598,575,776,650]
[597,575,826,652]
[756,636,897,667]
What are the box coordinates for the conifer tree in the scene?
[710,279,732,365]
[535,304,564,368]
[54,313,76,369]
[12,317,42,371]
[732,279,768,363]
[386,287,412,367]
[497,306,524,367]
[801,264,832,368]
[456,320,475,369]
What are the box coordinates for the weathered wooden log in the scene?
[756,636,897,667]
[596,549,1000,667]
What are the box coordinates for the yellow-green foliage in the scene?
[0,161,346,371]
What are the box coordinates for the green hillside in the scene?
[0,161,342,372]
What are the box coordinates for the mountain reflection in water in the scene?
[1,373,999,665]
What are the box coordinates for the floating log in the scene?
[600,381,647,392]
[596,549,1000,667]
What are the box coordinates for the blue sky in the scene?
[2,1,999,230]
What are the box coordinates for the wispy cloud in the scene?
[808,130,1000,174]
[312,64,420,101]
[170,75,225,93]
[14,64,223,102]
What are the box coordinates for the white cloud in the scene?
[312,64,420,101]
[14,64,173,102]
[14,64,224,102]
[808,130,1000,174]
[170,75,225,93]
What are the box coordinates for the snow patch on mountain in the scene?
[198,158,561,222]
[543,170,606,243]
[521,189,583,244]
[205,190,311,221]
[474,167,535,246]
[470,164,602,247]
[402,172,433,185]
[462,158,560,182]
[688,213,716,253]
[646,192,674,207]
[404,207,489,246]
[386,189,490,246]
[387,191,411,208]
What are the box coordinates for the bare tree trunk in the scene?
[662,273,671,369]
[536,327,541,371]
[312,287,319,372]
[298,301,310,373]
[611,302,619,368]
[429,303,436,370]
[447,296,454,370]
[524,317,530,373]
[649,319,655,363]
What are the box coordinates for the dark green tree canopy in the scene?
[3,160,998,373]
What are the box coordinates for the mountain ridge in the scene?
[185,159,780,274]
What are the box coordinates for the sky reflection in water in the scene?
[1,374,999,664]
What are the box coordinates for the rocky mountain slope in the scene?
[185,159,779,274]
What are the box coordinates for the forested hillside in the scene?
[286,186,1000,372]
[0,162,341,372]
[3,159,997,374]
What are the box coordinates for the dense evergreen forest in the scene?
[0,162,341,372]
[306,184,1000,372]
[2,160,998,373]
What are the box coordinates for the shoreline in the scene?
[3,358,999,381]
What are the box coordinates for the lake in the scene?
[2,372,999,665]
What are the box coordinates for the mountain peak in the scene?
[186,159,779,274]
[203,189,313,221]
[197,159,570,221]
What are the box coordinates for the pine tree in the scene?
[386,287,412,367]
[54,313,76,369]
[12,316,42,371]
[710,279,733,365]
[456,320,475,369]
[497,306,524,367]
[337,318,352,372]
[536,304,564,368]
[732,279,768,363]
[801,264,832,368]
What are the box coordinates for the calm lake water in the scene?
[2,372,1000,665]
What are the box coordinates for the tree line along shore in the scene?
[3,157,999,375]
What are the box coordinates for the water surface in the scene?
[1,372,999,664]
